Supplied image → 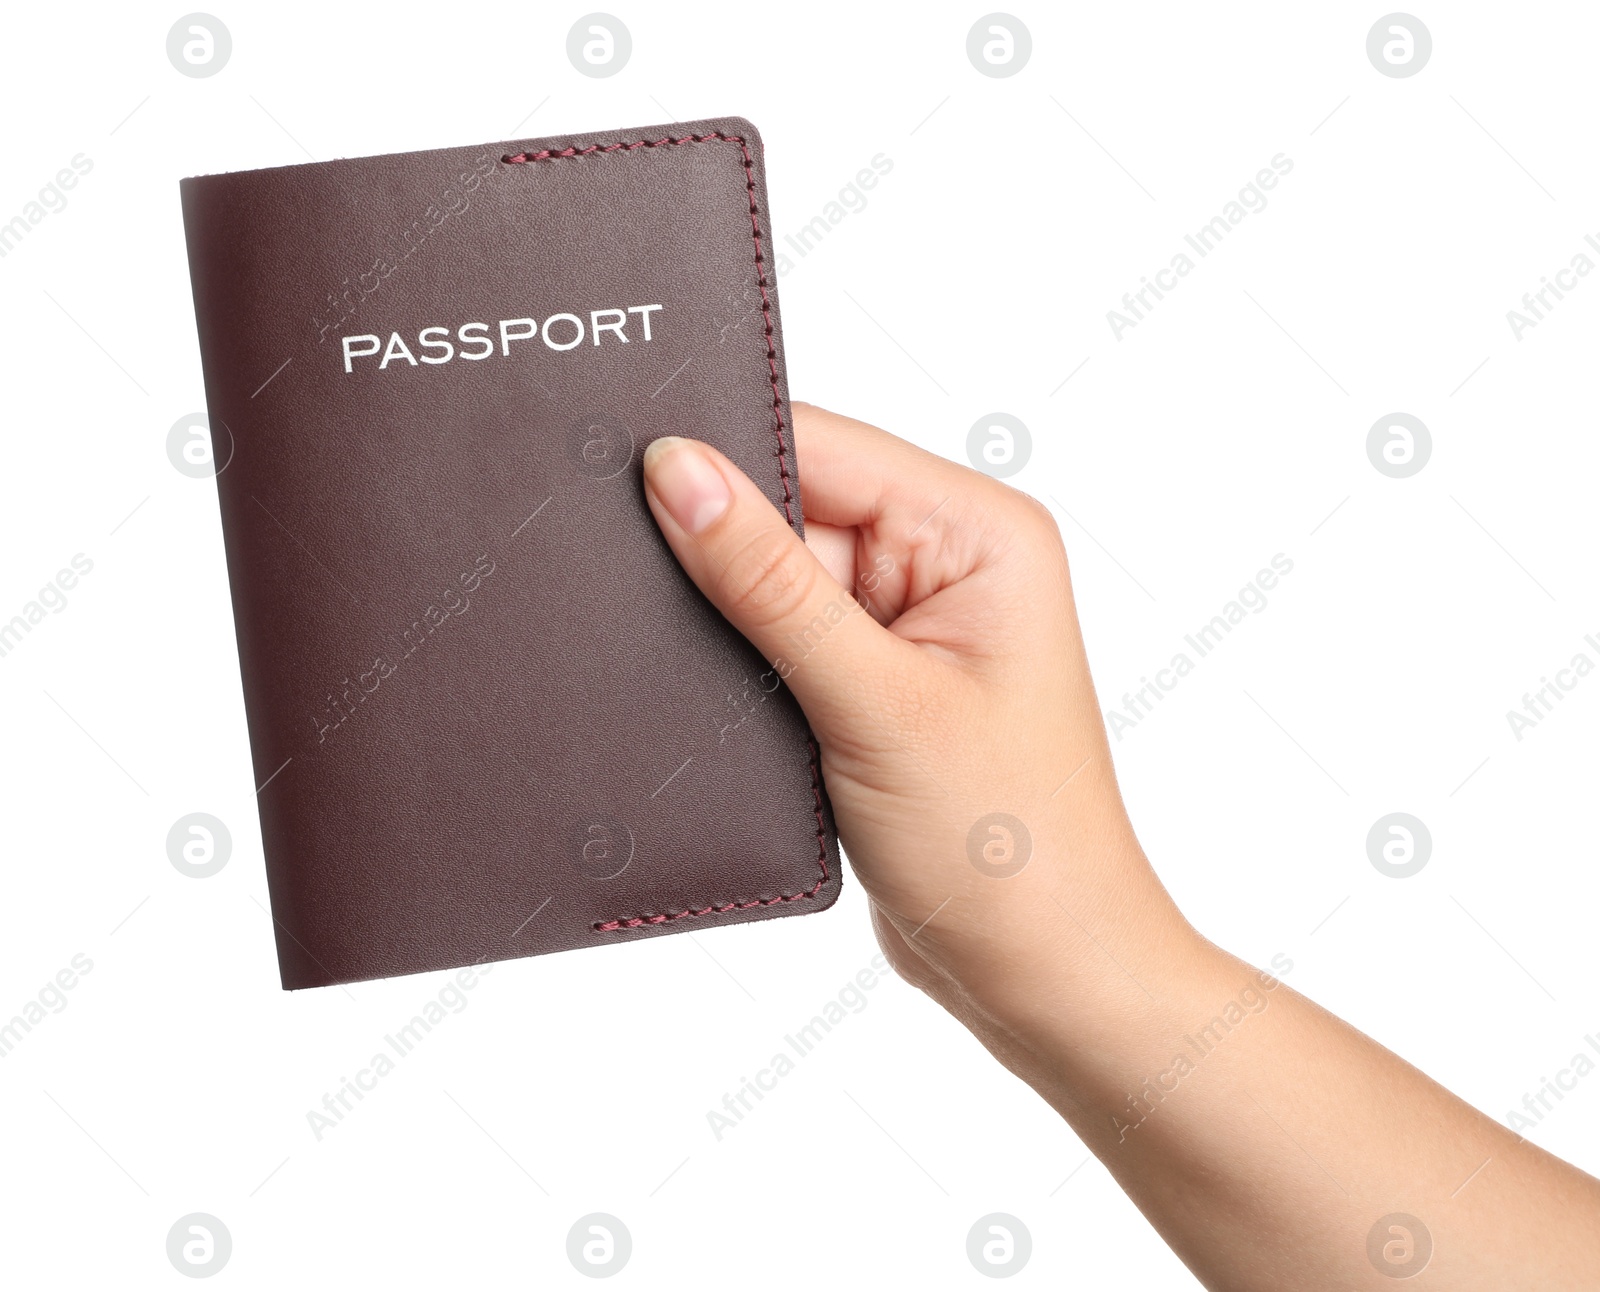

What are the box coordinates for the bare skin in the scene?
[640,402,1600,1290]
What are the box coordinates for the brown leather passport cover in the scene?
[179,116,841,989]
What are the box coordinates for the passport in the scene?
[179,116,841,989]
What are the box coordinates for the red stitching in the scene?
[503,133,827,931]
[594,739,830,932]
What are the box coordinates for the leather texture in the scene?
[180,116,841,990]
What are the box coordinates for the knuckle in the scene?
[993,486,1067,564]
[1011,488,1060,540]
[717,526,817,630]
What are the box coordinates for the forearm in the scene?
[968,865,1600,1290]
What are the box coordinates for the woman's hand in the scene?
[641,401,1600,1291]
[640,403,1189,1039]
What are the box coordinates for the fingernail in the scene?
[644,437,731,534]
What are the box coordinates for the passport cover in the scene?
[179,116,841,989]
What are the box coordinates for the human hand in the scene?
[639,402,1190,1047]
[642,403,1600,1291]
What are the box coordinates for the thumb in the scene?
[641,434,901,733]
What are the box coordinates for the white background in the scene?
[2,1,1597,1286]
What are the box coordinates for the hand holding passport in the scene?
[179,108,1600,1291]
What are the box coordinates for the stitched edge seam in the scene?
[501,132,830,932]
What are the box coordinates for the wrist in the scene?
[945,832,1223,1104]
[969,879,1208,1042]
